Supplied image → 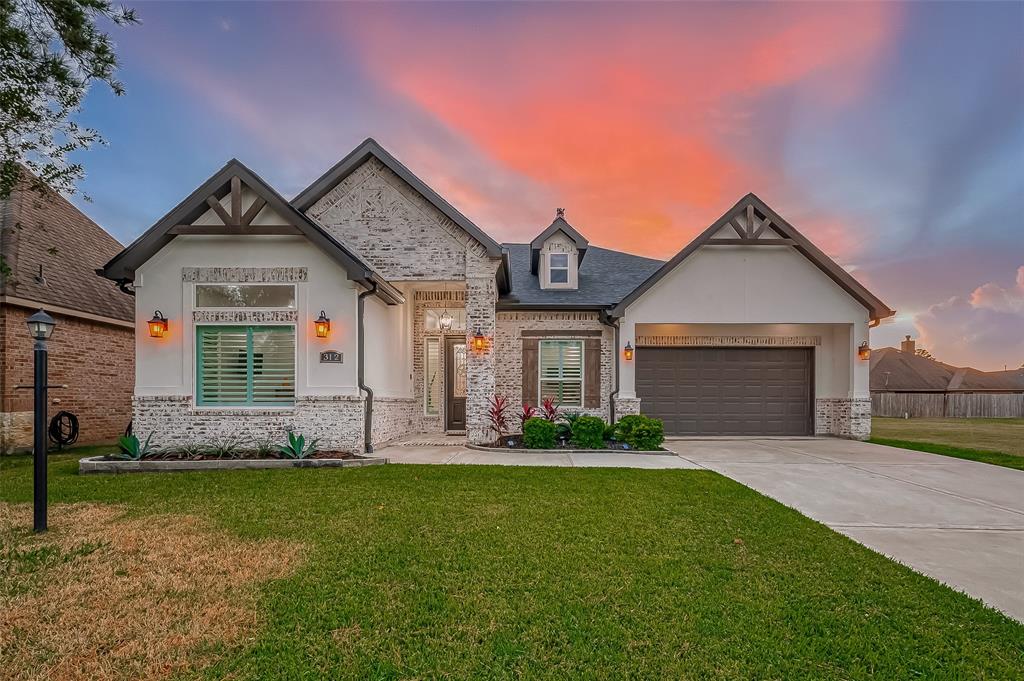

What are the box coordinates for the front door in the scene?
[445,336,467,431]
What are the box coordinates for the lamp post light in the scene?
[26,309,56,533]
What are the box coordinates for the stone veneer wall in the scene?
[465,256,499,444]
[132,395,366,453]
[494,311,614,422]
[612,396,641,418]
[815,398,872,440]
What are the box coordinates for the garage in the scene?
[635,347,813,436]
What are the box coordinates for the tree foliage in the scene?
[0,0,137,199]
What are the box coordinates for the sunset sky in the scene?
[73,2,1023,370]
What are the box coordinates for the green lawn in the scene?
[2,453,1022,679]
[871,417,1024,469]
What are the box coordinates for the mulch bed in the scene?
[485,434,640,451]
[99,451,359,462]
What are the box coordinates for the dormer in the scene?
[530,208,589,290]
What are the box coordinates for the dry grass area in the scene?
[0,502,302,681]
[872,417,1024,456]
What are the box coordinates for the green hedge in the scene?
[523,417,557,449]
[571,415,606,449]
[614,415,664,451]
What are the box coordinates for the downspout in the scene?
[599,310,620,424]
[358,283,376,453]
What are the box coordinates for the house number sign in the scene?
[319,350,344,363]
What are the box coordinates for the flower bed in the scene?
[79,454,387,475]
[478,434,665,453]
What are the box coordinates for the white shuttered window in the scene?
[539,340,583,407]
[197,326,295,406]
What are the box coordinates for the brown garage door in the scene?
[636,347,813,436]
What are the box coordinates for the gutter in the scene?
[598,309,620,423]
[358,283,376,453]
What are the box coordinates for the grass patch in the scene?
[1,454,1022,678]
[870,437,1024,470]
[872,417,1024,456]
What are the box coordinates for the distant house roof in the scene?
[98,158,403,305]
[870,347,1024,392]
[1,170,133,322]
[499,243,663,308]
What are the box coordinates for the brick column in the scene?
[465,254,499,444]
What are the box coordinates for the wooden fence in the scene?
[871,392,1024,418]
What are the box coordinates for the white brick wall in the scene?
[815,398,872,440]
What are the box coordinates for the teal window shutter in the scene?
[197,326,295,406]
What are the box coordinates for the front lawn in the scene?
[1,454,1021,679]
[871,417,1024,469]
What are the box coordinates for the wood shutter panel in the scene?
[522,337,539,406]
[584,338,601,408]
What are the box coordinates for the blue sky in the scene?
[70,2,1023,369]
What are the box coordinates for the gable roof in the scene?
[1,169,134,321]
[292,138,504,259]
[528,212,589,274]
[98,159,403,304]
[611,193,895,321]
[870,347,1024,392]
[499,243,663,309]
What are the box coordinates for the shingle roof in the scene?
[870,347,1024,391]
[1,172,134,321]
[499,243,663,308]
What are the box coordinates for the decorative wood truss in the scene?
[706,204,794,246]
[168,175,301,235]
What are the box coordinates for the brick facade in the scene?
[1,304,134,453]
[815,398,872,440]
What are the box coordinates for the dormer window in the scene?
[549,253,570,284]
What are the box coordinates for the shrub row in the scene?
[521,414,664,451]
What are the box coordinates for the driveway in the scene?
[664,438,1024,622]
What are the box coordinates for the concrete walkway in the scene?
[663,438,1024,623]
[378,437,1024,622]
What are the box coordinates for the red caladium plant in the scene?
[520,403,537,429]
[488,395,510,438]
[541,397,561,422]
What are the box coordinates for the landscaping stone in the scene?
[79,455,388,474]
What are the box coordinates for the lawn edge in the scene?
[869,437,1024,471]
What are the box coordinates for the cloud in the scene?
[914,266,1024,370]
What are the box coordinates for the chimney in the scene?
[900,335,916,354]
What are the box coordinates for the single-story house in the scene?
[2,170,135,453]
[99,138,894,451]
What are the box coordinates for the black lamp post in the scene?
[26,309,56,533]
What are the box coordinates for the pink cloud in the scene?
[915,266,1024,370]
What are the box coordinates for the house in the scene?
[99,138,894,451]
[870,337,1024,417]
[1,171,135,453]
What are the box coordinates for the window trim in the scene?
[547,253,570,285]
[538,339,584,408]
[193,283,298,310]
[195,323,297,409]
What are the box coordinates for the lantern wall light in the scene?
[623,342,634,361]
[148,310,168,338]
[471,326,487,353]
[315,310,331,338]
[858,342,871,360]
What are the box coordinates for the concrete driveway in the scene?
[664,438,1024,622]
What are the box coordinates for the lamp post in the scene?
[26,309,56,533]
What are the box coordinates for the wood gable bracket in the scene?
[168,175,301,235]
[708,204,793,246]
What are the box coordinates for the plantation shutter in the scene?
[197,326,295,406]
[522,337,538,406]
[539,340,583,408]
[584,338,601,408]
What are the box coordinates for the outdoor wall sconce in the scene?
[858,342,871,360]
[623,342,634,361]
[147,310,168,338]
[471,326,487,353]
[315,310,331,338]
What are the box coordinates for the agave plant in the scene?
[276,431,319,460]
[113,432,157,461]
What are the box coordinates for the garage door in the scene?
[636,347,813,436]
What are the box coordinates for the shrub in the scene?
[488,395,510,439]
[614,415,665,451]
[277,431,319,460]
[603,422,617,442]
[571,415,606,449]
[208,433,244,459]
[523,417,556,449]
[556,411,580,441]
[249,434,278,458]
[113,432,157,461]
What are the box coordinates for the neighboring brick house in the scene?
[99,138,893,451]
[1,172,135,453]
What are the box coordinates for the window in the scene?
[539,340,583,407]
[197,326,295,406]
[195,284,296,309]
[548,253,569,284]
[424,337,441,414]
